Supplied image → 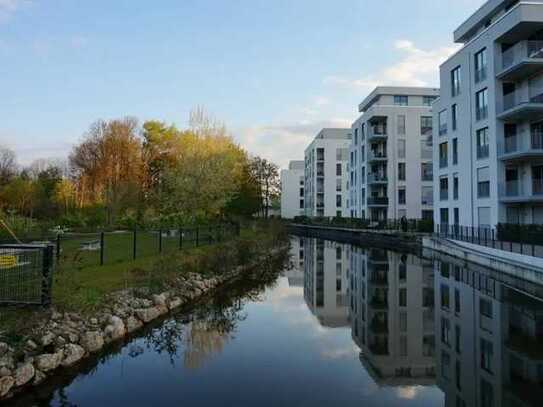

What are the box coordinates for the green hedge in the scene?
[497,223,543,246]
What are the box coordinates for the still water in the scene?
[8,236,543,406]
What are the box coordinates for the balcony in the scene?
[499,179,543,203]
[370,296,388,309]
[498,40,543,82]
[367,197,389,207]
[368,123,387,141]
[498,90,543,121]
[498,131,543,161]
[367,173,388,184]
[368,150,387,163]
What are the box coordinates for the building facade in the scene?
[280,160,305,219]
[434,0,543,230]
[348,87,438,221]
[304,128,351,218]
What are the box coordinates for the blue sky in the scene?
[0,0,485,167]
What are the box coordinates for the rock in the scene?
[34,352,63,372]
[61,344,85,367]
[79,331,104,353]
[0,376,14,397]
[33,370,46,386]
[103,316,126,343]
[25,340,38,351]
[168,297,183,310]
[51,311,63,321]
[14,363,34,387]
[89,318,98,326]
[125,316,143,334]
[67,332,79,344]
[152,293,167,306]
[0,367,11,377]
[135,307,161,323]
[55,336,67,348]
[0,343,8,357]
[0,355,14,371]
[41,332,56,347]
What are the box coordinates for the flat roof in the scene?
[358,86,440,113]
[288,160,304,170]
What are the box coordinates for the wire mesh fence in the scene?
[0,244,54,305]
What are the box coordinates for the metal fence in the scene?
[1,223,240,271]
[435,224,543,259]
[0,244,54,306]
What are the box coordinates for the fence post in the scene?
[492,229,495,249]
[159,228,163,254]
[196,227,199,247]
[56,234,61,262]
[42,245,54,306]
[484,228,487,246]
[209,226,212,244]
[179,228,183,250]
[100,231,104,266]
[520,241,523,255]
[133,229,137,260]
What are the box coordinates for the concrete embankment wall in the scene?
[287,224,423,254]
[423,237,543,285]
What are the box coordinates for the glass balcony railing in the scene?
[502,89,543,114]
[502,40,543,70]
[367,197,389,206]
[499,178,543,199]
[368,150,387,161]
[369,125,387,138]
[367,173,388,183]
[499,131,543,158]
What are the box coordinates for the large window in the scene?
[422,186,433,205]
[336,163,342,176]
[441,317,451,345]
[475,48,487,83]
[480,298,493,318]
[398,163,406,181]
[451,66,461,97]
[439,110,447,136]
[398,188,406,205]
[421,116,433,136]
[423,96,436,106]
[476,88,488,121]
[397,115,406,135]
[452,138,458,165]
[452,104,457,131]
[421,163,433,181]
[440,176,449,200]
[480,339,493,373]
[394,95,408,106]
[440,208,449,227]
[398,139,406,159]
[477,127,489,159]
[440,142,448,168]
[453,174,459,200]
[336,194,342,208]
[477,167,490,198]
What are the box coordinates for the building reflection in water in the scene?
[296,237,543,405]
[303,238,350,327]
[285,237,305,288]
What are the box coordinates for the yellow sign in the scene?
[0,255,17,269]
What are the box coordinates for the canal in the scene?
[8,236,543,406]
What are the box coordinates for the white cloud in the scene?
[233,118,352,169]
[324,39,459,92]
[0,0,30,22]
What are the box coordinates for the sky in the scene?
[0,0,486,168]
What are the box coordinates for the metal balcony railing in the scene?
[368,173,388,183]
[499,131,543,157]
[502,40,543,70]
[367,197,389,206]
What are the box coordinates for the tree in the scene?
[70,117,145,224]
[249,156,280,218]
[224,162,262,218]
[0,146,17,185]
[53,179,76,215]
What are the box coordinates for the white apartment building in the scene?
[348,87,438,221]
[304,128,351,218]
[303,238,350,327]
[280,160,305,219]
[349,248,436,385]
[434,0,543,229]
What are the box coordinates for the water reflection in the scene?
[290,236,543,406]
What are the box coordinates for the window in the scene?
[454,289,460,313]
[480,298,493,318]
[317,148,324,161]
[400,336,408,356]
[480,339,493,373]
[354,128,358,145]
[451,66,461,97]
[398,163,406,181]
[452,104,457,131]
[475,48,487,83]
[421,163,433,181]
[440,176,449,200]
[441,317,451,344]
[476,127,489,159]
[476,88,488,120]
[299,187,304,197]
[398,139,406,159]
[440,142,448,168]
[394,95,408,106]
[439,110,447,135]
[440,208,449,227]
[421,116,433,136]
[336,246,342,260]
[336,178,342,192]
[452,138,458,165]
[398,188,406,205]
[481,379,494,407]
[423,96,436,106]
[455,325,461,353]
[453,174,459,200]
[442,351,451,379]
[399,312,407,332]
[336,163,342,176]
[441,284,450,309]
[399,288,407,307]
[477,167,490,198]
[422,186,433,205]
[336,195,342,208]
[455,359,461,391]
[421,138,432,159]
[397,115,406,135]
[299,199,304,209]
